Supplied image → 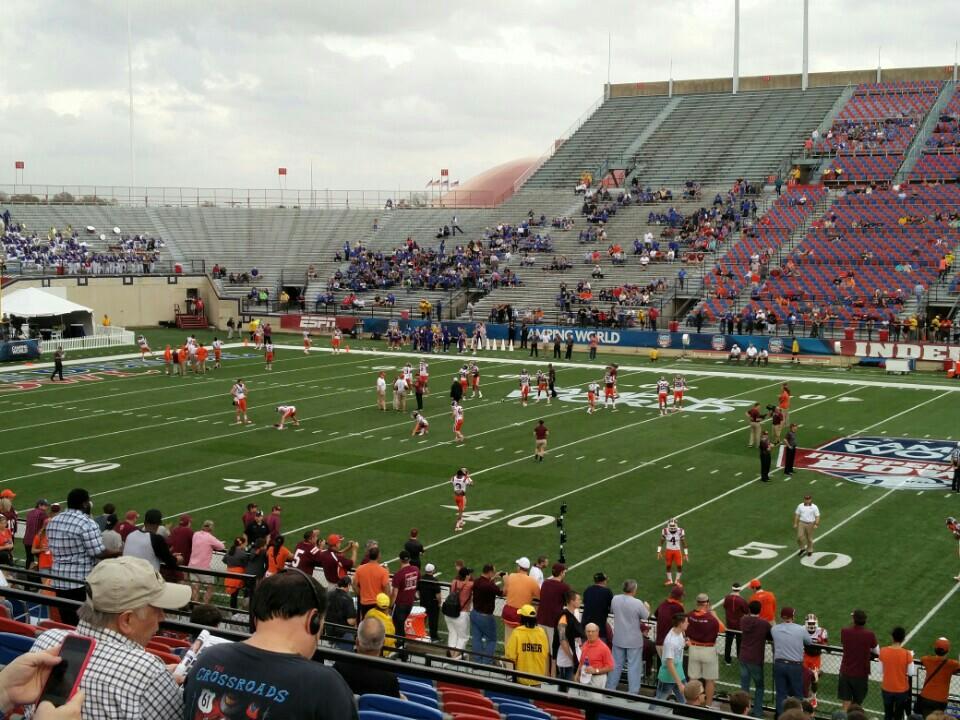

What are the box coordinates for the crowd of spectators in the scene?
[0,218,164,275]
[813,118,918,154]
[2,486,958,720]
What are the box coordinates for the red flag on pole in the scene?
[440,168,449,177]
[14,161,24,170]
[278,167,287,176]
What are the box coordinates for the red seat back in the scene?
[0,617,39,638]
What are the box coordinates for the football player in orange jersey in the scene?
[264,342,274,371]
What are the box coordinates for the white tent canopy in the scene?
[3,287,93,318]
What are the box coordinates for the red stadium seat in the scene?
[0,617,39,638]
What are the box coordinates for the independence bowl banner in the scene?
[789,436,957,491]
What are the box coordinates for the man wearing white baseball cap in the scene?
[28,556,190,719]
[502,556,540,646]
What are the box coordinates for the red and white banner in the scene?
[14,161,24,170]
[836,340,960,362]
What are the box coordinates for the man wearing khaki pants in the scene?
[745,403,767,447]
[793,495,820,557]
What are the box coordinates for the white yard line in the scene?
[904,584,960,646]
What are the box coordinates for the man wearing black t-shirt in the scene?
[183,572,357,719]
[403,528,425,568]
[581,572,614,643]
[325,577,358,650]
[334,617,401,698]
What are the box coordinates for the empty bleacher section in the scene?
[629,88,843,186]
[524,88,842,190]
[818,81,943,183]
[522,96,673,189]
[910,82,960,181]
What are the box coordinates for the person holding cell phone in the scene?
[27,556,191,720]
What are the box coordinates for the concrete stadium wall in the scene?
[4,275,240,329]
[608,64,956,98]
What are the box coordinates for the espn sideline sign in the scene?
[278,315,358,333]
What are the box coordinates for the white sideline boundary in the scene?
[3,343,958,394]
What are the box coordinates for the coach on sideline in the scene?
[793,495,820,557]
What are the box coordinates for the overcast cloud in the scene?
[0,1,953,191]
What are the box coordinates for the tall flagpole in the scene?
[607,32,611,86]
[732,0,740,94]
[127,1,136,188]
[802,0,809,91]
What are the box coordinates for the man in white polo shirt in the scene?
[793,494,821,557]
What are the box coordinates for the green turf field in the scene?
[1,327,959,680]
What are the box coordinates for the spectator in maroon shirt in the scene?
[838,609,879,711]
[390,551,420,633]
[655,584,686,652]
[167,515,194,571]
[240,503,259,532]
[536,563,571,654]
[739,600,771,718]
[22,499,49,568]
[318,534,358,585]
[115,510,140,541]
[293,529,323,575]
[470,564,504,664]
[723,581,750,664]
[266,505,282,540]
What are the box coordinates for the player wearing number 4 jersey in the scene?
[274,405,299,429]
[451,468,473,532]
[657,519,688,586]
[231,379,252,425]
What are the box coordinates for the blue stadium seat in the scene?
[402,692,438,710]
[0,631,36,664]
[496,702,551,719]
[359,712,407,720]
[398,678,437,700]
[358,694,443,720]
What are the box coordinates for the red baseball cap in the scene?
[327,534,343,547]
[748,579,762,589]
[0,489,15,499]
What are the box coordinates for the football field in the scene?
[1,327,959,663]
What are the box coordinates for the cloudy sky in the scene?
[0,1,953,192]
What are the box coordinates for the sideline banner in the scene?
[0,340,40,362]
[835,340,960,362]
[360,319,835,355]
[279,315,358,332]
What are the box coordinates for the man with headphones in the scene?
[183,569,357,719]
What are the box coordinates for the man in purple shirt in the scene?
[22,499,49,569]
[723,581,750,664]
[739,600,771,718]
